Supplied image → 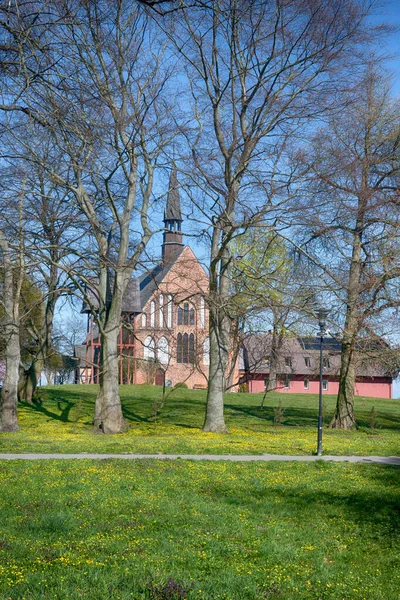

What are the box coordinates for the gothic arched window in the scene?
[158,336,169,365]
[177,333,182,363]
[182,333,189,363]
[178,307,183,325]
[159,295,164,327]
[183,303,189,325]
[144,336,155,360]
[189,308,195,326]
[150,301,155,327]
[189,333,195,363]
[141,313,147,327]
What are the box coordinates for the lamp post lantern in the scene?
[316,308,329,456]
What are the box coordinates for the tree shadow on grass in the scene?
[225,403,400,431]
[121,406,153,424]
[20,399,76,423]
[224,404,319,427]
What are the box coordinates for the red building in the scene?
[240,334,395,399]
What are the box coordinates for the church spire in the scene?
[164,164,182,222]
[162,164,184,263]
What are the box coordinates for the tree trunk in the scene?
[330,193,366,429]
[203,307,229,432]
[331,341,357,429]
[19,271,59,403]
[260,326,283,408]
[267,326,280,392]
[0,325,20,432]
[93,319,126,434]
[0,231,22,432]
[202,223,231,433]
[225,321,240,391]
[18,354,44,403]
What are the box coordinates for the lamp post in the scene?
[317,308,329,456]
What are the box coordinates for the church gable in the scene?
[139,246,208,328]
[158,246,208,300]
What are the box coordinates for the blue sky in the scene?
[372,0,400,94]
[373,1,400,396]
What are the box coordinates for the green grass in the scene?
[0,384,399,455]
[0,459,399,600]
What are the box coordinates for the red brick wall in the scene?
[134,247,210,388]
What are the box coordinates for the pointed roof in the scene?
[164,164,182,221]
[138,246,185,308]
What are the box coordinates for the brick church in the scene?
[75,166,210,389]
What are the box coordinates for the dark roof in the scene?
[81,277,141,314]
[122,278,141,313]
[300,337,341,352]
[241,334,395,379]
[139,246,185,308]
[164,165,182,222]
[81,245,187,315]
[73,344,89,367]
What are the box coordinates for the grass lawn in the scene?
[0,384,399,455]
[0,459,399,600]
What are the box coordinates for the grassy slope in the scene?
[0,460,399,600]
[0,384,399,455]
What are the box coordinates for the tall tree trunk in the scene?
[93,323,126,434]
[203,305,229,432]
[18,352,45,404]
[0,324,20,432]
[266,326,280,392]
[19,267,59,402]
[203,228,230,433]
[93,270,128,435]
[225,318,240,391]
[331,339,357,429]
[261,326,283,408]
[330,193,366,429]
[0,232,22,432]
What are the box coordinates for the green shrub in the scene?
[174,382,188,389]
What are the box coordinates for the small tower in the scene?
[162,164,184,263]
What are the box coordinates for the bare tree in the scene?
[162,0,377,432]
[298,67,400,428]
[0,0,176,433]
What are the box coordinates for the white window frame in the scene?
[322,380,328,391]
[283,375,290,389]
[144,336,155,360]
[159,294,164,327]
[158,336,169,365]
[304,379,309,390]
[200,296,205,329]
[150,301,155,328]
[304,357,311,367]
[141,313,147,327]
[167,295,172,328]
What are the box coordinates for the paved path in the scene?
[0,453,399,465]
